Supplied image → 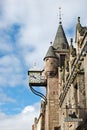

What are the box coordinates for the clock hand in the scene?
[33,75,36,79]
[31,75,36,79]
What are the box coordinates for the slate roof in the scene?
[53,24,69,50]
[43,46,57,60]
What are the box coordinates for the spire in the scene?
[70,38,73,52]
[43,43,58,60]
[78,17,80,23]
[53,8,69,50]
[59,7,62,25]
[76,17,82,32]
[70,38,76,57]
[70,38,73,46]
[53,24,69,50]
[75,17,87,42]
[76,17,87,35]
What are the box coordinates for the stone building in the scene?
[30,17,87,130]
[32,101,45,130]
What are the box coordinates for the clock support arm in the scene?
[30,85,47,104]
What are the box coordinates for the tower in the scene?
[43,45,59,130]
[29,16,87,130]
[43,19,69,130]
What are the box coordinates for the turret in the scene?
[43,44,59,130]
[53,22,69,69]
[43,45,58,77]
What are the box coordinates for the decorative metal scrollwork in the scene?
[30,85,47,104]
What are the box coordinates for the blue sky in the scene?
[0,0,87,130]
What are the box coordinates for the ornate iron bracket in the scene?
[30,85,47,104]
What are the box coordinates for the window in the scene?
[60,54,65,67]
[54,127,60,130]
[54,127,58,130]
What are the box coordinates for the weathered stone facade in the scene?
[32,17,87,130]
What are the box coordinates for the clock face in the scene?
[29,72,40,83]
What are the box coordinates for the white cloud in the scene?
[0,41,13,53]
[0,0,87,69]
[0,0,87,129]
[0,92,15,103]
[0,55,24,87]
[14,0,87,68]
[0,102,40,130]
[22,105,35,113]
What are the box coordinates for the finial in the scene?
[59,7,62,24]
[50,42,52,46]
[33,62,37,68]
[33,62,39,70]
[70,38,73,45]
[78,17,80,23]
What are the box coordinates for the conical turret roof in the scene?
[44,45,57,60]
[53,24,69,50]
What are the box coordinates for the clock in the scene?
[28,70,47,103]
[29,72,40,83]
[28,70,47,86]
